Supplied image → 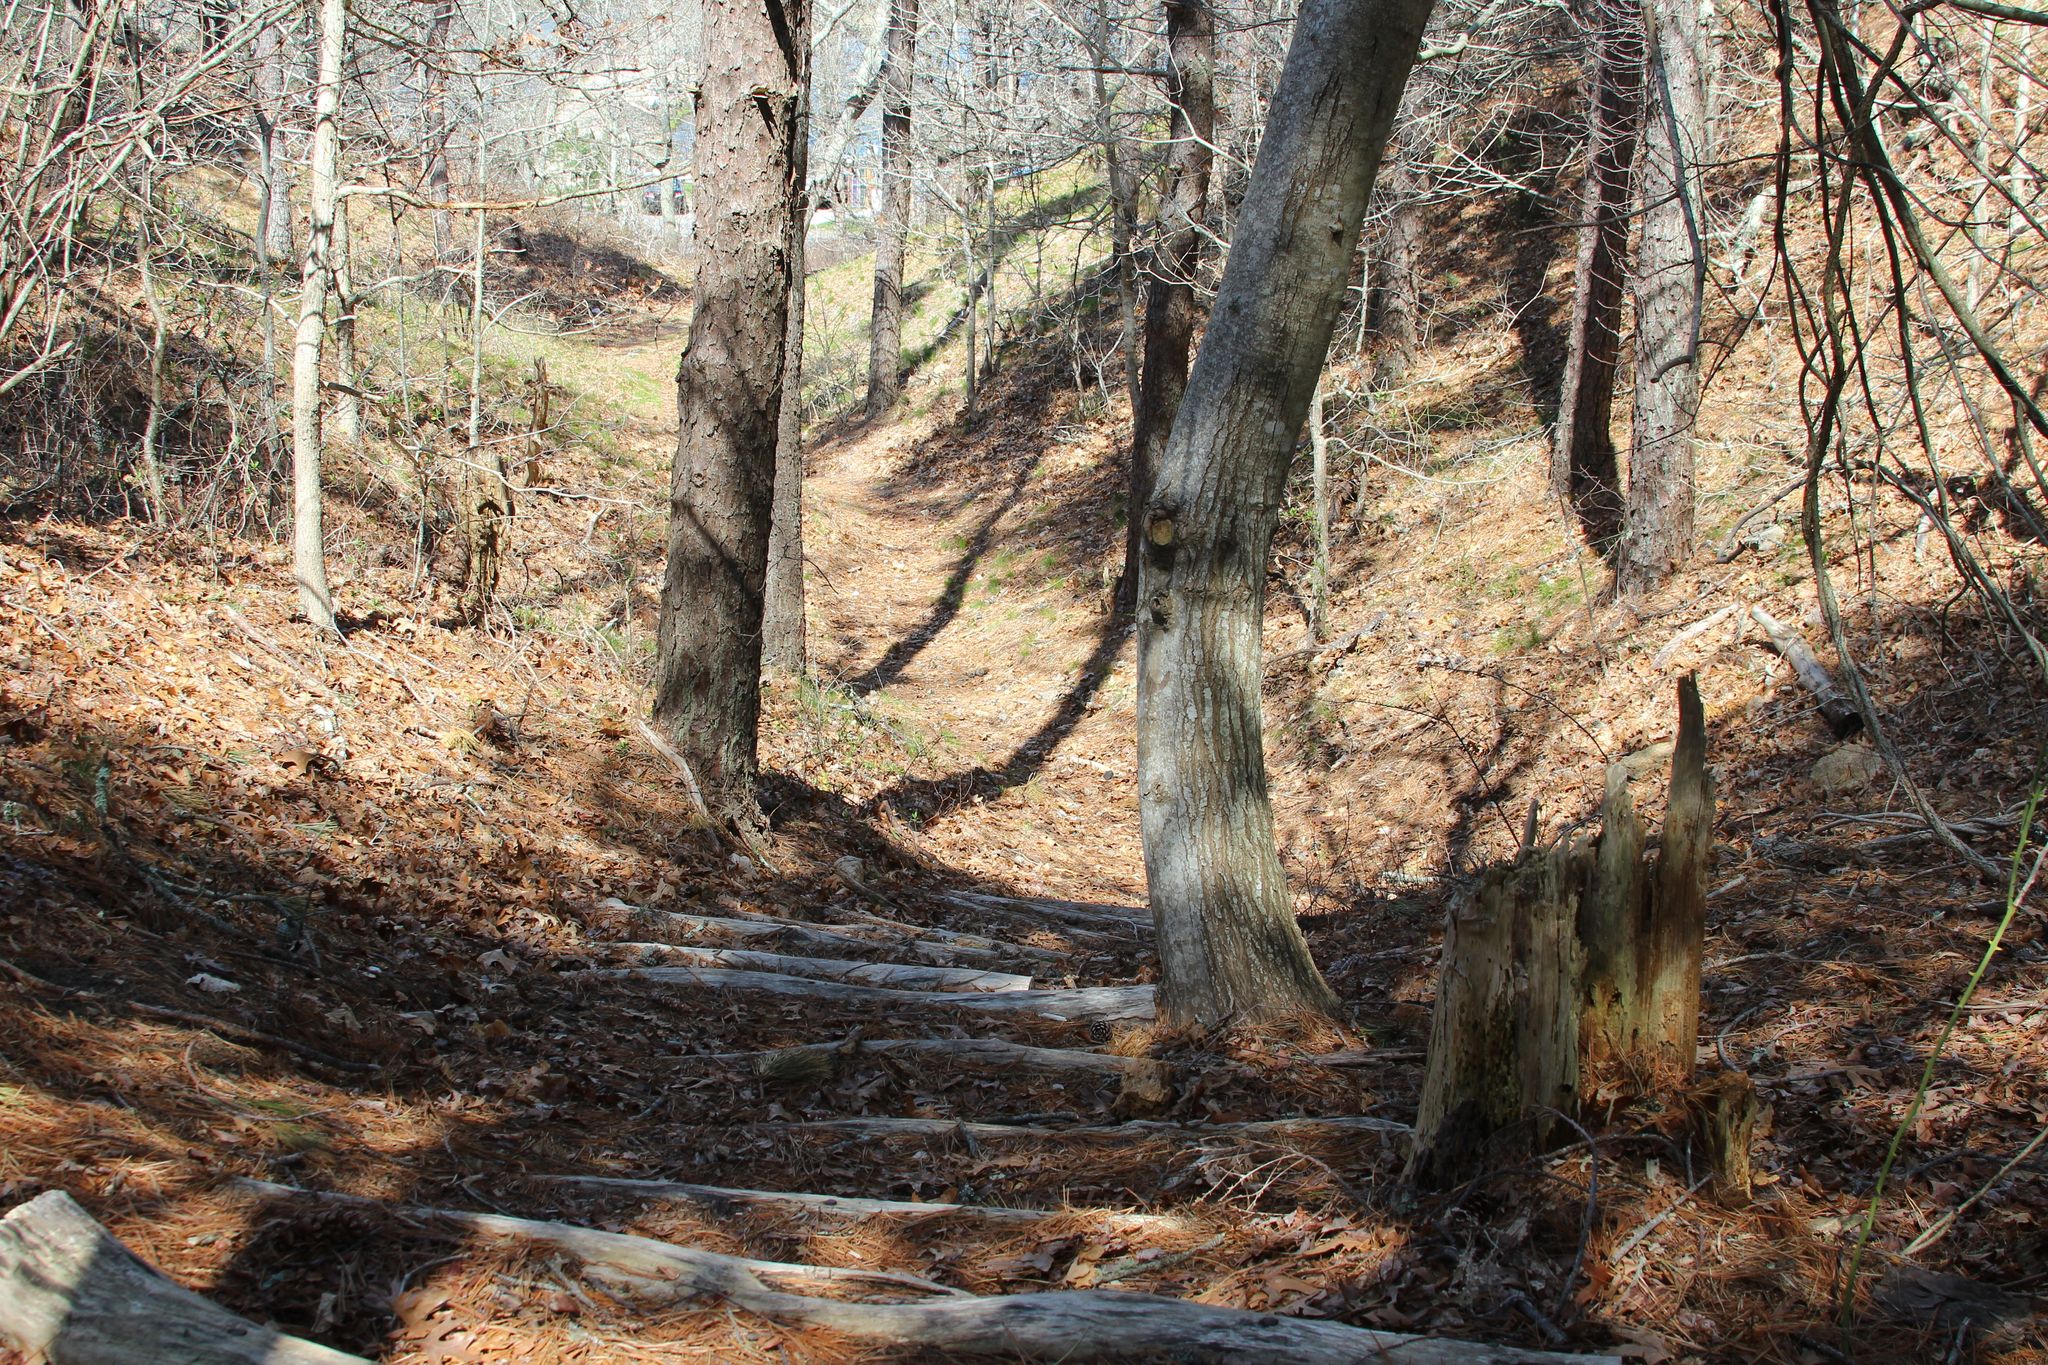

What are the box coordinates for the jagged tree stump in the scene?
[1580,672,1715,1089]
[1407,674,1716,1189]
[1405,842,1588,1189]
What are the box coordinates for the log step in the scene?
[0,1190,366,1364]
[232,1180,1617,1364]
[600,897,1072,965]
[595,944,1035,992]
[754,1114,1410,1141]
[926,889,1152,934]
[687,1035,1162,1080]
[533,1174,1181,1228]
[589,967,1155,1021]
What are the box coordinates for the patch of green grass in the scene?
[1491,620,1545,656]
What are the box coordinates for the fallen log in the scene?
[235,1182,1617,1363]
[691,1035,1165,1082]
[755,1114,1409,1141]
[1749,605,1862,738]
[535,1174,1181,1229]
[927,889,1153,933]
[0,1189,367,1364]
[600,897,1072,966]
[593,944,1035,993]
[227,1179,962,1297]
[591,966,1155,1021]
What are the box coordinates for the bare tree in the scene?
[1136,0,1434,1026]
[653,0,811,805]
[1549,0,1642,553]
[290,0,347,633]
[763,93,812,676]
[865,0,918,416]
[1117,0,1214,616]
[1615,0,1705,593]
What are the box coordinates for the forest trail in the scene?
[5,246,2044,1364]
[796,411,1147,904]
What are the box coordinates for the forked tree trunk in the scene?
[865,0,917,417]
[289,0,345,634]
[1550,0,1642,552]
[1617,0,1707,593]
[653,0,809,805]
[1136,0,1434,1027]
[1117,0,1214,617]
[763,112,811,675]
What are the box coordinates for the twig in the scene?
[1903,1118,2048,1256]
[1609,1173,1712,1261]
[631,715,716,831]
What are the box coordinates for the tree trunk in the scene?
[1136,0,1434,1028]
[1551,0,1643,554]
[331,195,361,451]
[1117,0,1215,617]
[1089,2,1142,421]
[253,19,295,267]
[763,113,811,675]
[421,2,457,272]
[864,0,917,417]
[1617,0,1707,594]
[289,0,345,634]
[653,0,809,806]
[1374,157,1422,378]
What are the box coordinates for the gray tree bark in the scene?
[289,0,344,634]
[1117,0,1215,617]
[864,0,917,417]
[653,0,809,805]
[764,97,811,676]
[420,1,457,271]
[253,18,295,267]
[1617,0,1706,593]
[1550,0,1643,554]
[1374,156,1422,378]
[1137,0,1435,1026]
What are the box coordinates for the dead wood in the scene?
[1690,1068,1761,1205]
[691,1034,1167,1082]
[533,1174,1182,1228]
[594,943,1035,992]
[754,1114,1409,1140]
[227,1179,963,1297]
[600,897,1070,966]
[925,889,1153,936]
[1406,837,1586,1190]
[232,1180,1613,1363]
[0,1189,368,1364]
[588,965,1155,1020]
[1749,605,1862,738]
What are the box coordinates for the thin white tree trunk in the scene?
[289,0,346,633]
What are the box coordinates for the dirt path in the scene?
[800,416,1149,905]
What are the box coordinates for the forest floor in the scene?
[3,201,2048,1364]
